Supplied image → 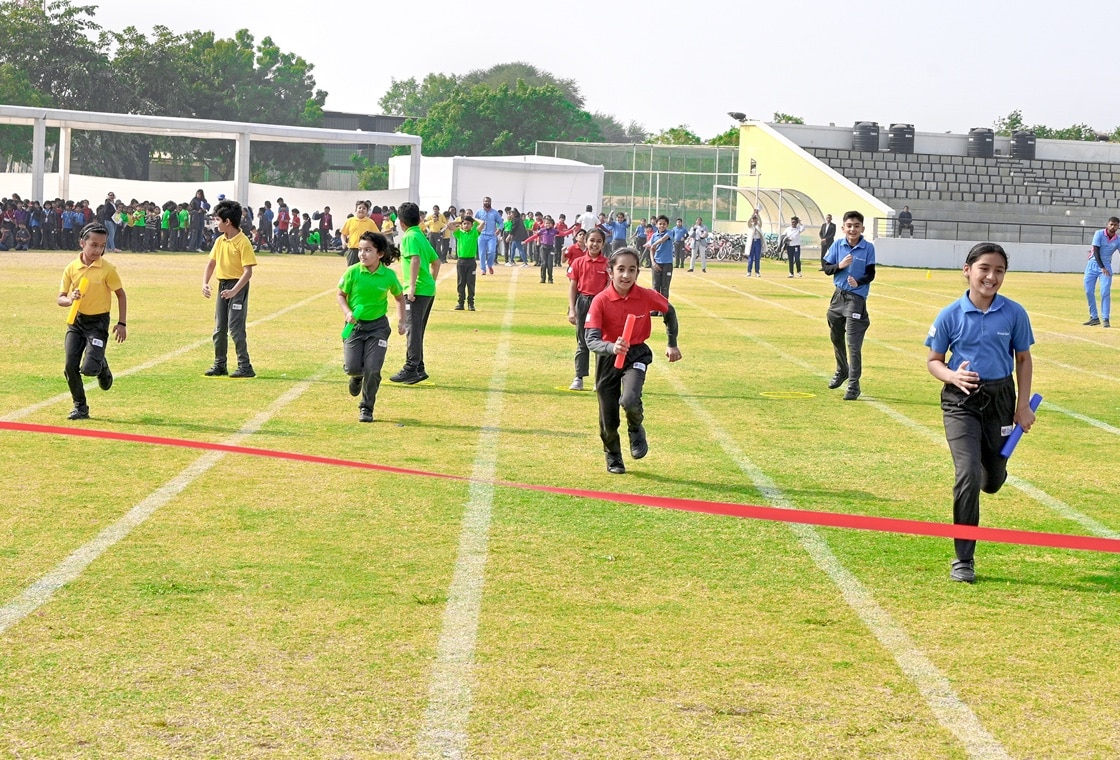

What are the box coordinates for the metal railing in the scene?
[873,217,1096,246]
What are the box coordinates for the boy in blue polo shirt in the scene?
[648,215,675,302]
[1083,216,1120,327]
[822,210,875,400]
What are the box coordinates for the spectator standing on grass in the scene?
[201,199,257,379]
[785,216,805,278]
[671,218,688,268]
[188,189,210,251]
[819,214,835,260]
[925,242,1035,584]
[822,210,875,401]
[1082,216,1120,328]
[746,215,763,277]
[98,192,119,252]
[687,216,708,273]
[649,215,675,302]
[579,204,598,234]
[389,202,440,385]
[314,206,334,253]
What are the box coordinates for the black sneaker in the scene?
[68,405,90,420]
[97,364,113,391]
[230,366,256,378]
[402,371,428,385]
[606,452,626,474]
[348,376,362,397]
[1084,317,1101,326]
[629,426,648,460]
[389,368,412,383]
[843,382,861,401]
[1105,319,1111,328]
[204,365,228,377]
[828,370,847,389]
[950,559,975,583]
[468,304,476,311]
[358,407,373,423]
[454,303,465,310]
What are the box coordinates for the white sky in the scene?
[90,0,1113,140]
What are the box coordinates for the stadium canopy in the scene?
[0,104,421,204]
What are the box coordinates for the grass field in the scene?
[1,247,1118,759]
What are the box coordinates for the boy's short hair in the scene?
[656,215,669,224]
[843,210,864,224]
[213,199,243,228]
[356,200,371,210]
[397,202,421,227]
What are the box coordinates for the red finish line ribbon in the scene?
[4,420,1119,554]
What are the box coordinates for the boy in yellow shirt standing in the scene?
[57,222,128,420]
[201,200,257,378]
[340,200,380,267]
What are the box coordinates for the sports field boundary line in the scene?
[1,288,336,423]
[0,368,327,635]
[416,266,521,760]
[660,367,1012,760]
[674,290,1120,540]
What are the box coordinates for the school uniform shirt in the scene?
[453,225,481,258]
[823,236,876,298]
[426,214,447,235]
[670,225,688,244]
[380,218,396,236]
[399,226,438,297]
[210,231,257,280]
[60,256,123,316]
[565,244,588,266]
[606,220,628,242]
[475,208,503,237]
[585,283,673,347]
[784,224,805,246]
[650,229,674,264]
[339,262,403,322]
[569,253,610,296]
[341,217,380,249]
[925,292,1034,381]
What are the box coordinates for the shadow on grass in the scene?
[383,417,583,439]
[977,572,1120,593]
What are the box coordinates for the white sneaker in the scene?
[569,377,584,391]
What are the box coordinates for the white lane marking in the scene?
[0,371,325,634]
[3,289,336,422]
[417,267,520,760]
[664,370,1012,760]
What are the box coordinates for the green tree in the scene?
[378,73,460,117]
[645,125,702,145]
[351,152,388,191]
[462,62,584,108]
[706,127,741,146]
[771,112,805,124]
[993,110,1112,142]
[399,81,602,157]
[592,112,647,143]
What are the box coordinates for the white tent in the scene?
[388,154,604,216]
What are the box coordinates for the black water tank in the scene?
[887,123,915,154]
[967,127,994,158]
[852,121,880,152]
[1011,131,1036,160]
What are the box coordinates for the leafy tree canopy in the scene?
[771,112,805,125]
[399,81,602,157]
[992,109,1112,142]
[645,126,703,145]
[0,0,327,183]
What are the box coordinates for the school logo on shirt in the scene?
[928,325,936,338]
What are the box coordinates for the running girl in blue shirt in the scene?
[924,242,1036,583]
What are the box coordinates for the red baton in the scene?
[614,314,636,369]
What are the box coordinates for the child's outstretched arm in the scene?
[663,304,682,362]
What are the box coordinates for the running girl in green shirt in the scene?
[338,231,407,422]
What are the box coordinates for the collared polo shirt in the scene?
[400,226,438,296]
[585,283,672,347]
[824,236,876,297]
[453,225,481,258]
[1087,228,1120,273]
[210,231,257,280]
[475,208,503,236]
[60,255,122,315]
[925,291,1034,380]
[569,252,610,296]
[342,216,379,249]
[339,261,403,321]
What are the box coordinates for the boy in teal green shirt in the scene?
[452,216,480,311]
[390,202,440,384]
